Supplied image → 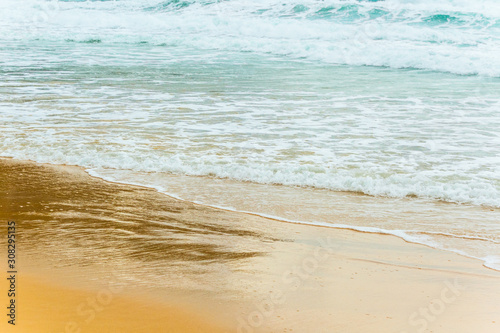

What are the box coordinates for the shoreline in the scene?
[1,157,499,332]
[6,156,500,272]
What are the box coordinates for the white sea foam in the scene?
[1,61,499,208]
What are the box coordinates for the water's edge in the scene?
[7,156,495,271]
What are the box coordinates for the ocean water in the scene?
[0,0,499,269]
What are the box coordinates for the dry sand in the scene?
[0,157,499,332]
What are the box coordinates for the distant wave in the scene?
[1,0,499,76]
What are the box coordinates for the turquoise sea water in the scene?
[0,0,499,269]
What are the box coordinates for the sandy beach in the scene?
[0,157,499,332]
[2,1,499,331]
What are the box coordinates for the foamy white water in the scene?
[0,0,499,269]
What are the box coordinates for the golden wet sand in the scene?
[0,157,499,332]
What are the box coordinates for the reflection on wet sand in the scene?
[0,158,288,292]
[1,158,500,333]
